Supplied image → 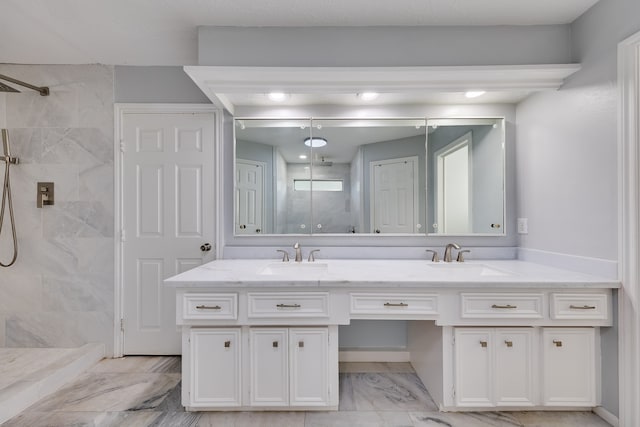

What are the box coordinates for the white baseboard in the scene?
[339,350,410,363]
[593,406,619,427]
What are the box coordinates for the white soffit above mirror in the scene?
[184,65,581,114]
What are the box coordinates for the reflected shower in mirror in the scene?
[426,118,505,235]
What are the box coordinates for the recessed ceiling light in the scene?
[267,92,289,102]
[304,137,327,148]
[465,90,486,98]
[357,92,379,101]
[299,154,308,159]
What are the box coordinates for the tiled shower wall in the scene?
[0,65,115,354]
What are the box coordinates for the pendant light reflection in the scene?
[304,137,327,148]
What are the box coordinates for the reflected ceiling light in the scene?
[465,90,486,98]
[267,92,289,102]
[299,154,308,159]
[357,92,379,101]
[304,137,327,148]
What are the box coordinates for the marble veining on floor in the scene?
[3,357,613,427]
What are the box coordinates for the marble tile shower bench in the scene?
[164,259,618,413]
[0,343,105,424]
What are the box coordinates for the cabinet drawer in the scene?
[350,293,438,316]
[550,293,608,320]
[248,292,329,318]
[461,293,544,319]
[183,293,238,320]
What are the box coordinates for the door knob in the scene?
[375,229,381,233]
[200,243,212,252]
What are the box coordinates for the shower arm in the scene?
[0,74,49,96]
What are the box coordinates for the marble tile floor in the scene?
[3,358,612,427]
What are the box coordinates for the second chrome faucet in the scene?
[427,243,468,263]
[278,243,320,262]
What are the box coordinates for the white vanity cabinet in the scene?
[541,328,595,406]
[452,326,595,409]
[166,260,618,413]
[250,327,331,407]
[187,328,242,408]
[454,328,536,408]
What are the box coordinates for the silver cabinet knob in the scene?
[200,243,212,252]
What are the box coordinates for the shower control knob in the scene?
[200,243,212,252]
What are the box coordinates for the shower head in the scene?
[1,130,18,164]
[0,82,19,93]
[0,74,49,96]
[2,129,10,157]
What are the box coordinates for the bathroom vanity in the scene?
[164,259,617,412]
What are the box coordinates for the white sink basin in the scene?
[427,263,511,277]
[259,262,329,275]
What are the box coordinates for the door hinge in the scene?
[120,229,126,242]
[120,318,125,332]
[452,387,456,398]
[120,140,125,153]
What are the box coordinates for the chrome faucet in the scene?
[443,243,461,262]
[293,242,303,262]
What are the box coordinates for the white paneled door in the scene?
[371,156,419,234]
[122,111,216,354]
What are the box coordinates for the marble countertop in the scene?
[164,259,620,289]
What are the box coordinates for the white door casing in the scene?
[236,159,265,235]
[618,30,640,427]
[370,156,419,234]
[435,132,472,234]
[117,107,217,355]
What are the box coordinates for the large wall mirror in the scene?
[234,117,505,236]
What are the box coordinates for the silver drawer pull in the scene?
[384,302,408,307]
[277,303,301,308]
[569,304,596,310]
[196,305,222,310]
[491,304,517,309]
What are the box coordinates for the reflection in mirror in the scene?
[310,119,426,234]
[235,119,311,234]
[234,118,427,235]
[426,118,505,235]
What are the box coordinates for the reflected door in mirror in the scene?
[236,159,264,234]
[371,156,419,233]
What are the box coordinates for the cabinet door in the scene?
[454,328,493,407]
[494,328,536,406]
[190,328,241,407]
[542,328,595,406]
[289,328,329,406]
[250,328,288,406]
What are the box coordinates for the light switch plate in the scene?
[517,218,528,234]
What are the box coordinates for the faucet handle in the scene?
[456,250,471,262]
[308,249,320,262]
[425,249,439,262]
[276,249,290,262]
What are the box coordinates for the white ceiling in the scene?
[1,0,599,66]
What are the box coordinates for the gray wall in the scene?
[515,0,640,416]
[114,66,210,103]
[198,26,572,66]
